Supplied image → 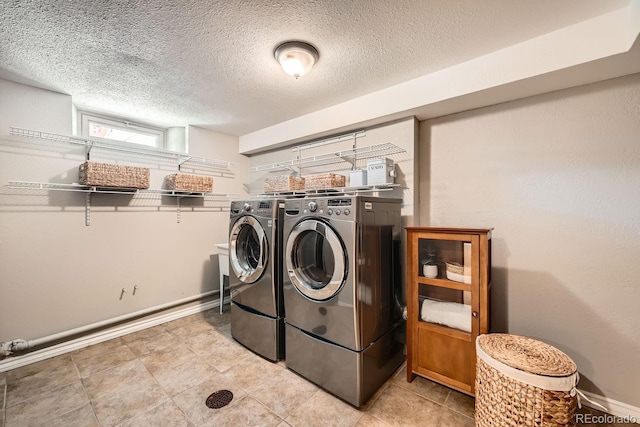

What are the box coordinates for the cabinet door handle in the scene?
[472,311,478,318]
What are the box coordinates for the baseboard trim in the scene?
[0,297,229,373]
[579,389,640,423]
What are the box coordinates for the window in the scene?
[78,111,167,150]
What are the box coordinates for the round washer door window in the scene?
[229,215,268,283]
[285,219,346,301]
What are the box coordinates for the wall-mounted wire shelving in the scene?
[5,126,240,225]
[5,181,236,225]
[8,127,239,177]
[250,142,405,173]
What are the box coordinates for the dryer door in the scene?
[230,215,268,284]
[286,219,347,301]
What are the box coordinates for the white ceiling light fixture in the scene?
[274,41,319,79]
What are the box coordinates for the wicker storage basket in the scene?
[475,334,578,427]
[264,175,305,193]
[165,173,213,192]
[304,173,346,190]
[79,161,150,189]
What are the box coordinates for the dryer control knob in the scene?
[308,201,318,212]
[344,208,350,215]
[243,203,251,212]
[327,209,333,215]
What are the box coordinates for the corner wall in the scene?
[0,79,247,347]
[420,73,640,408]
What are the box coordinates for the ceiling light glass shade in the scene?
[274,41,319,79]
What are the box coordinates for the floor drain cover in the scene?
[206,390,233,409]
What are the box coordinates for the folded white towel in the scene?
[420,298,471,333]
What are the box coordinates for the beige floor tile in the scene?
[285,389,364,427]
[5,382,89,427]
[82,359,154,401]
[201,310,231,327]
[91,377,169,427]
[71,338,137,378]
[120,324,167,344]
[436,407,474,427]
[172,374,247,426]
[355,414,392,426]
[276,422,292,427]
[389,365,450,404]
[5,354,81,407]
[366,384,442,427]
[442,389,475,418]
[116,401,193,427]
[199,396,282,427]
[186,331,253,373]
[169,319,218,340]
[48,403,100,426]
[222,352,284,390]
[162,313,199,331]
[215,323,232,337]
[142,350,220,396]
[125,328,184,357]
[246,368,318,418]
[164,313,212,335]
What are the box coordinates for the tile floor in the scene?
[0,308,632,426]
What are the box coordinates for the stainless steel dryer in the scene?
[282,195,405,406]
[229,199,284,361]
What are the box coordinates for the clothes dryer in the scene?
[229,199,284,361]
[282,195,405,406]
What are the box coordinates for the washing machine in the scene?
[229,199,285,361]
[282,195,405,406]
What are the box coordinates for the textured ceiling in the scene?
[0,0,630,136]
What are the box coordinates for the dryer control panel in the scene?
[284,197,355,220]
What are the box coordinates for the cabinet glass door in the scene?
[415,236,477,335]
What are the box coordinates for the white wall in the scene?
[420,73,640,407]
[0,79,247,344]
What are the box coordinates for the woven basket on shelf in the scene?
[264,175,305,193]
[78,161,150,189]
[475,334,578,427]
[445,262,464,275]
[165,173,213,192]
[304,173,346,190]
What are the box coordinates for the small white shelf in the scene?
[250,142,405,173]
[8,127,239,177]
[6,181,236,225]
[6,181,234,198]
[254,183,402,199]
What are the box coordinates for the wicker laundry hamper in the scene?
[475,334,579,427]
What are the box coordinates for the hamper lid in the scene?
[477,334,577,377]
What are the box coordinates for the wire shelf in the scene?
[253,183,401,198]
[8,127,239,173]
[250,142,405,173]
[6,181,236,199]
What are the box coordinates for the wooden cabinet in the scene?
[405,227,492,396]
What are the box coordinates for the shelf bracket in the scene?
[85,192,91,226]
[177,196,181,224]
[85,141,95,161]
[178,156,192,172]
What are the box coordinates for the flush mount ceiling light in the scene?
[274,41,319,79]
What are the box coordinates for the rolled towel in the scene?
[420,298,471,333]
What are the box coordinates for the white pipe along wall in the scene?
[0,290,217,357]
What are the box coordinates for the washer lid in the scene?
[229,215,268,283]
[286,219,347,301]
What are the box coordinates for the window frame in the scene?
[78,111,168,150]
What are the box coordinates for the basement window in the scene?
[78,111,167,150]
